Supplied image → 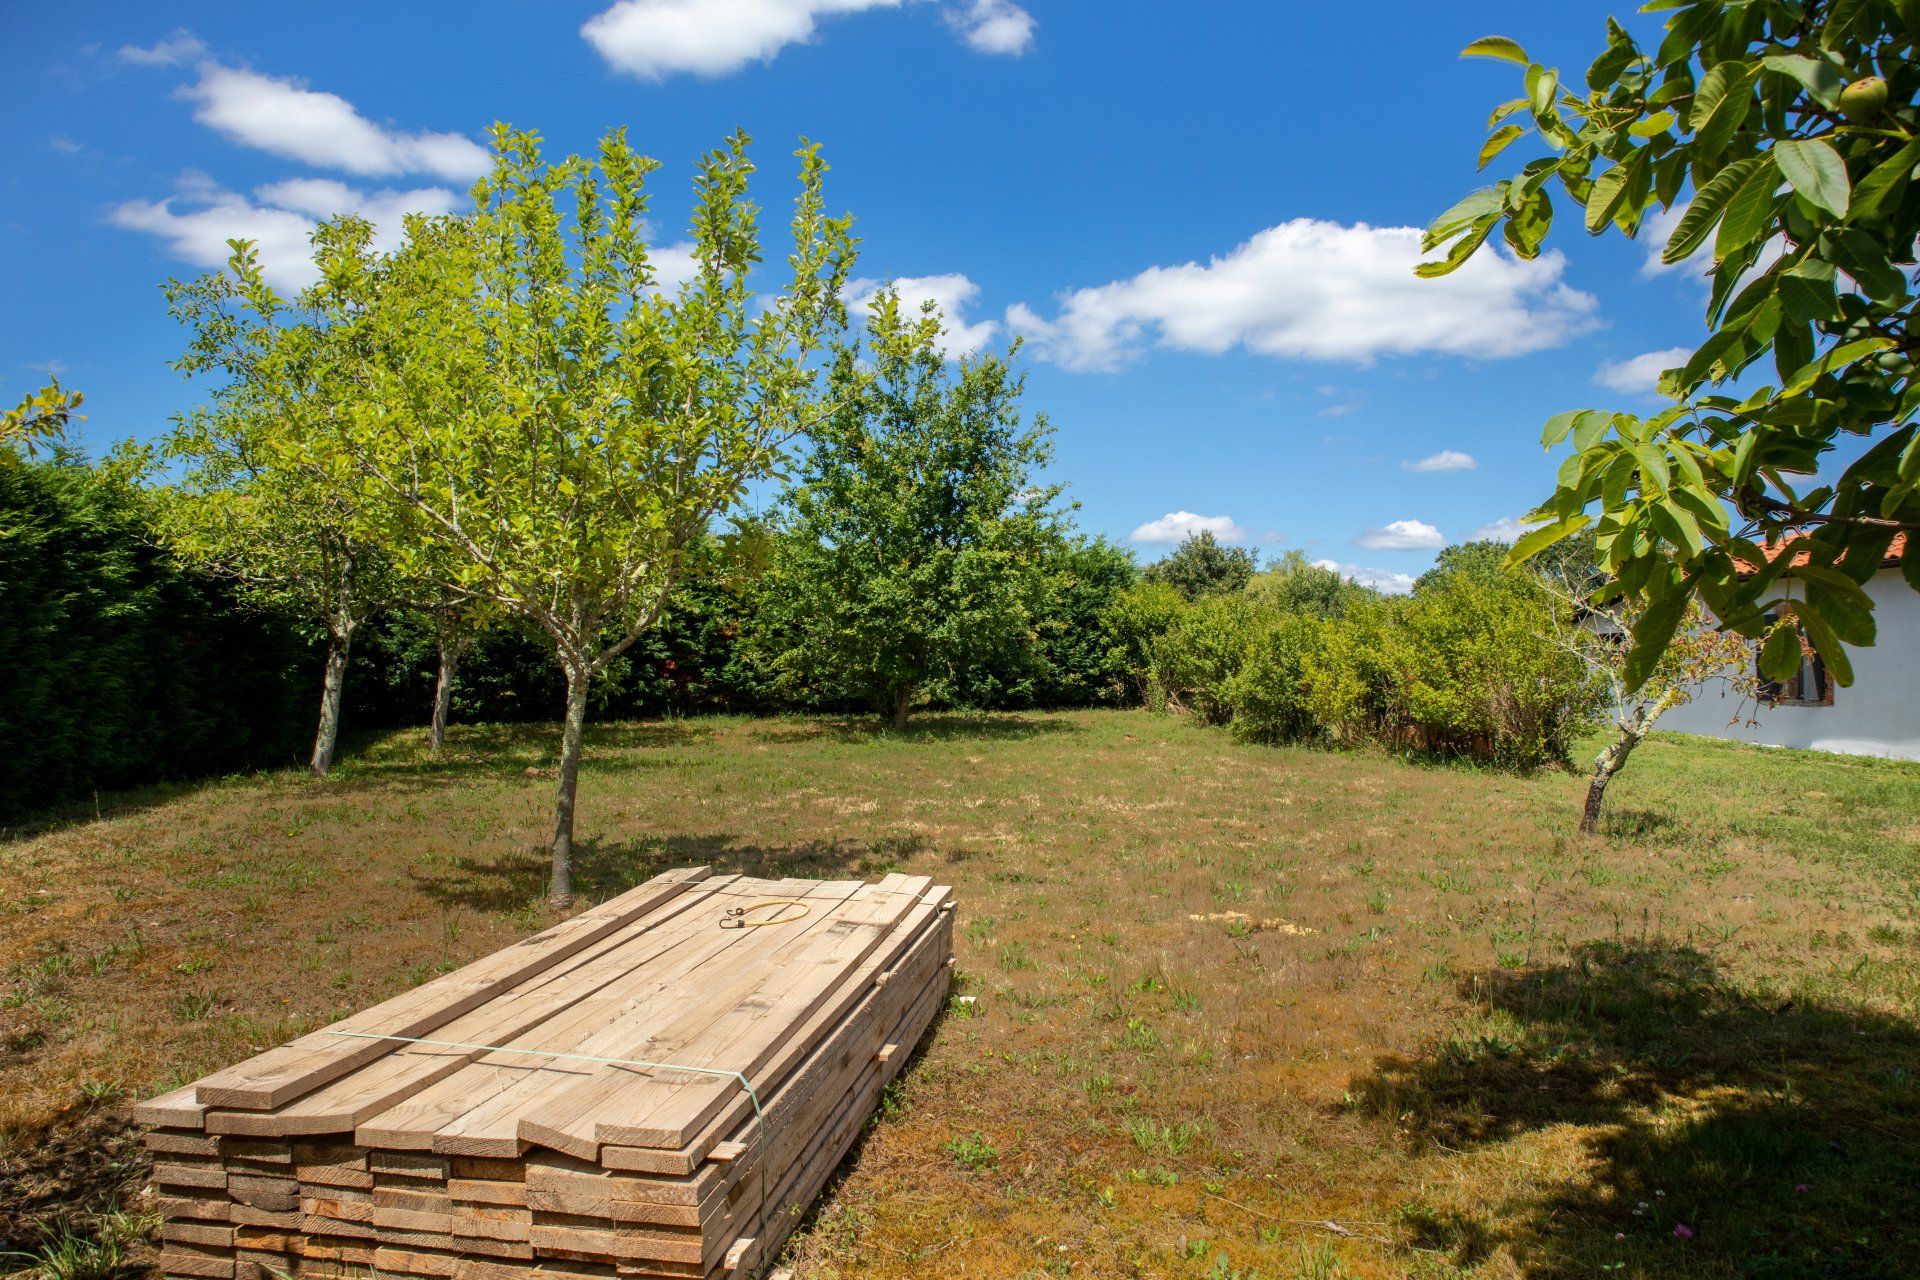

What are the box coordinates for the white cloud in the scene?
[1356,519,1445,551]
[110,175,461,292]
[1468,515,1545,544]
[847,273,998,357]
[649,241,702,292]
[1314,560,1415,595]
[581,0,902,79]
[1593,346,1692,397]
[1402,449,1476,473]
[1129,511,1250,545]
[946,0,1035,55]
[118,31,207,66]
[49,135,83,155]
[1006,218,1598,372]
[179,62,489,182]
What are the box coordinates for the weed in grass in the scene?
[167,991,218,1023]
[1122,1116,1201,1158]
[943,1132,997,1172]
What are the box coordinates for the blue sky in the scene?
[2,0,1716,591]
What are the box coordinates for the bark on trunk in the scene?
[549,664,592,909]
[430,640,463,752]
[309,628,352,778]
[1579,688,1682,834]
[889,687,912,732]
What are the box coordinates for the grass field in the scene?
[3,709,1918,1279]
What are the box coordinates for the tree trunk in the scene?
[1579,688,1682,834]
[431,639,463,752]
[889,687,912,732]
[549,663,592,909]
[309,627,352,778]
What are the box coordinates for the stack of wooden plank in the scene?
[136,867,955,1280]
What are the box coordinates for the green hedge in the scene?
[0,459,313,822]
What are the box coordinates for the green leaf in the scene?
[1662,157,1764,263]
[1760,54,1843,109]
[1715,155,1780,256]
[1849,137,1920,219]
[1779,258,1839,325]
[1478,124,1526,170]
[1423,187,1503,250]
[1527,64,1560,118]
[1629,110,1677,138]
[1651,501,1705,558]
[1585,165,1631,234]
[1689,61,1757,156]
[1758,621,1803,682]
[1415,217,1495,278]
[1571,409,1612,452]
[1541,409,1580,448]
[1774,137,1850,217]
[1790,600,1854,686]
[1624,578,1690,691]
[1782,336,1893,395]
[1904,533,1920,592]
[1631,441,1671,493]
[1463,36,1531,65]
[1506,514,1591,565]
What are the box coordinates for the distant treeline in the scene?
[0,452,1137,823]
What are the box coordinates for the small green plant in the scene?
[944,1131,998,1172]
[168,991,219,1022]
[4,1205,156,1280]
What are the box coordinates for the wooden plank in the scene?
[205,877,742,1138]
[581,878,938,1152]
[188,867,712,1111]
[405,878,866,1158]
[137,1086,210,1130]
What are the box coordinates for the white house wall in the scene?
[1662,568,1920,761]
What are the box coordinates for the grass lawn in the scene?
[3,709,1918,1279]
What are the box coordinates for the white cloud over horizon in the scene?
[179,62,490,182]
[847,273,999,357]
[1314,560,1416,595]
[1402,449,1476,473]
[1355,519,1445,551]
[1129,511,1250,545]
[1593,346,1692,397]
[110,174,462,292]
[946,0,1035,54]
[1006,219,1599,372]
[1468,515,1544,544]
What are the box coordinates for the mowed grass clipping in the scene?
[3,710,1919,1279]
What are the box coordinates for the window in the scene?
[1756,623,1833,708]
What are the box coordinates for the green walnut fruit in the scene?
[1839,76,1889,120]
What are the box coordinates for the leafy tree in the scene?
[159,238,392,777]
[1142,529,1258,599]
[332,128,853,904]
[752,290,1062,729]
[1249,549,1371,615]
[1,380,83,461]
[1534,546,1758,832]
[1426,2,1920,692]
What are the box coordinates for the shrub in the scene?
[1226,611,1328,744]
[1147,593,1261,725]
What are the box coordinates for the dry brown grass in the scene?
[3,710,1918,1278]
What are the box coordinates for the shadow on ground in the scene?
[407,831,904,914]
[1348,940,1920,1279]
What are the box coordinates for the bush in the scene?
[1226,612,1328,744]
[1121,552,1598,772]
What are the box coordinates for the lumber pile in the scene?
[136,868,955,1280]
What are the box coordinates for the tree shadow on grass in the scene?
[1347,940,1920,1279]
[336,719,713,787]
[766,711,1085,745]
[408,831,882,915]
